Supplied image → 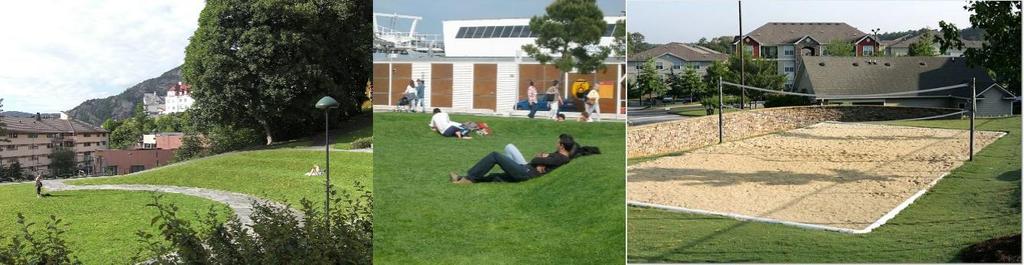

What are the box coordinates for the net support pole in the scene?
[718,76,724,144]
[969,78,976,161]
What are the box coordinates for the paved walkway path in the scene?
[41,179,291,226]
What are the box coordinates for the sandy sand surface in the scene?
[628,122,1004,230]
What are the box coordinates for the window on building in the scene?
[28,133,38,138]
[130,165,146,173]
[7,133,16,138]
[455,27,469,38]
[83,133,91,137]
[46,143,53,149]
[30,145,38,150]
[655,62,663,70]
[783,46,795,56]
[762,46,779,59]
[84,142,92,147]
[862,45,875,56]
[672,63,681,70]
[101,141,107,146]
[784,66,795,73]
[7,145,16,150]
[30,156,38,161]
[688,63,700,70]
[105,166,118,175]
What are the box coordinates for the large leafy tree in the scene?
[48,147,76,178]
[612,19,627,57]
[938,1,1021,94]
[908,31,937,56]
[634,59,667,106]
[522,0,611,97]
[823,40,854,56]
[676,68,706,100]
[627,32,654,56]
[183,0,371,145]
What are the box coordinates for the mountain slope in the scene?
[67,66,182,125]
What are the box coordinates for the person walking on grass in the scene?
[527,80,539,119]
[585,86,601,122]
[449,134,599,184]
[34,173,43,198]
[415,79,427,113]
[546,80,562,120]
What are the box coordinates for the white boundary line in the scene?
[629,128,1007,234]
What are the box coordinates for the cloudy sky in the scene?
[629,0,974,43]
[0,0,204,113]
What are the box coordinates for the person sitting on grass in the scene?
[578,111,593,122]
[449,134,599,184]
[556,113,566,122]
[305,164,323,176]
[429,108,471,139]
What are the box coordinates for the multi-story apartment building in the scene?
[0,113,108,175]
[627,42,729,81]
[735,22,880,89]
[881,31,984,57]
[163,82,194,114]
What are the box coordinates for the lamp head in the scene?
[315,96,340,109]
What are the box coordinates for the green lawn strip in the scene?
[373,112,625,264]
[627,116,1021,263]
[672,106,738,116]
[0,184,230,264]
[331,125,373,150]
[69,149,372,206]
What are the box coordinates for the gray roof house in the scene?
[627,42,729,81]
[795,56,1017,116]
[882,31,984,57]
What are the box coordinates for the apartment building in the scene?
[735,22,880,89]
[163,82,194,114]
[881,31,984,57]
[627,42,728,81]
[0,113,108,175]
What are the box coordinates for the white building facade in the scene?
[163,82,194,114]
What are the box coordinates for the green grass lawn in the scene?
[628,116,1021,263]
[0,184,230,264]
[331,125,372,150]
[71,149,372,205]
[373,112,625,264]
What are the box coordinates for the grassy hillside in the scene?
[373,112,625,264]
[0,184,230,264]
[628,116,1021,263]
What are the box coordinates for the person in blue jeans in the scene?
[449,134,577,183]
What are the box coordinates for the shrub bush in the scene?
[0,214,81,264]
[350,137,372,149]
[134,183,372,264]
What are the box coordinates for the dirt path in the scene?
[41,179,291,226]
[628,122,1004,231]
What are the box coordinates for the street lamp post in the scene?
[315,96,340,230]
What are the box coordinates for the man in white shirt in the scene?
[430,108,470,139]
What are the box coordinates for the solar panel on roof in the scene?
[456,27,468,38]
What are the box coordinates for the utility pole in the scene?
[738,0,745,109]
[718,77,724,144]
[969,78,976,161]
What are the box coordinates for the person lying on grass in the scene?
[429,108,471,139]
[449,134,600,184]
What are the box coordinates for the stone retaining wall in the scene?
[627,106,960,158]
